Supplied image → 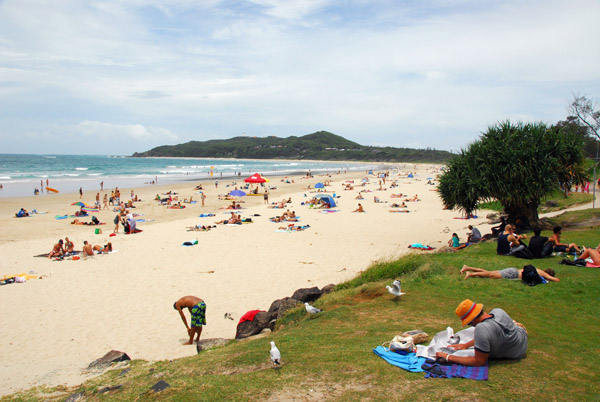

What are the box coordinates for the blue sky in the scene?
[0,0,598,155]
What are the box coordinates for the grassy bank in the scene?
[4,213,600,402]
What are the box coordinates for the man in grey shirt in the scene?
[467,225,482,243]
[436,299,528,366]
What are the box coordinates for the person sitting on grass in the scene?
[548,226,580,254]
[496,224,527,255]
[449,233,467,250]
[435,299,528,366]
[467,225,481,243]
[460,264,559,282]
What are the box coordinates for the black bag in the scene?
[559,258,587,267]
[541,242,553,258]
[514,247,534,259]
[521,264,542,286]
[92,216,100,225]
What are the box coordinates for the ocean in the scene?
[0,154,382,198]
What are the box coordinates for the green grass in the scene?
[478,192,594,214]
[4,215,600,402]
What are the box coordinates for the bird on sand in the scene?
[304,302,322,314]
[386,280,405,297]
[270,341,281,366]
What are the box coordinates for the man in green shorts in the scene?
[173,295,206,345]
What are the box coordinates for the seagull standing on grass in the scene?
[304,302,322,314]
[386,280,405,297]
[270,341,281,366]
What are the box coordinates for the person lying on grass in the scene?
[435,299,527,366]
[460,265,559,282]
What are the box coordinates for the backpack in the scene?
[92,216,99,225]
[514,247,534,259]
[521,264,542,286]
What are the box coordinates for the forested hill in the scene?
[132,131,453,162]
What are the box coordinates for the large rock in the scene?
[291,287,322,303]
[268,297,300,319]
[320,284,335,294]
[87,350,131,371]
[235,311,275,339]
[196,338,231,354]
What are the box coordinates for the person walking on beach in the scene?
[264,190,269,204]
[79,187,83,198]
[95,192,100,209]
[173,295,206,345]
[103,194,109,210]
[201,192,206,206]
[100,181,104,191]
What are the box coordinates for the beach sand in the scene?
[0,164,493,396]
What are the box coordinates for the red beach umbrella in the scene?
[244,173,269,183]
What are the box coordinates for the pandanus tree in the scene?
[438,121,588,227]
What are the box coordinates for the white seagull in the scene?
[386,280,405,297]
[270,341,281,366]
[304,302,322,314]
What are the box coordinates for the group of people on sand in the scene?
[48,237,112,259]
[215,211,243,225]
[271,209,297,222]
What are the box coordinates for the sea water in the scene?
[0,154,381,198]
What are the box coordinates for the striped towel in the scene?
[421,360,488,380]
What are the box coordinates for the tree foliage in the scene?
[569,94,599,141]
[438,121,588,225]
[132,131,453,163]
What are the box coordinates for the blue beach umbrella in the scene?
[229,189,246,197]
[314,182,324,188]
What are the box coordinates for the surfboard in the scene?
[46,187,59,193]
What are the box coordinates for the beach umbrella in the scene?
[314,182,324,188]
[244,173,269,183]
[229,189,246,197]
[71,202,88,207]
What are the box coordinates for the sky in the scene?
[0,0,598,156]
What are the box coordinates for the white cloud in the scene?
[0,0,598,155]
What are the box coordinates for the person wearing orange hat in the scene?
[435,299,528,366]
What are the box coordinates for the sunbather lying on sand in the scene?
[279,224,310,231]
[187,225,215,231]
[93,242,113,253]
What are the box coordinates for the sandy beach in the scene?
[0,164,494,396]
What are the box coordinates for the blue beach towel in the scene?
[372,347,426,372]
[199,214,215,217]
[421,359,488,380]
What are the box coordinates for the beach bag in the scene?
[92,216,99,225]
[401,329,429,345]
[383,335,416,353]
[521,264,542,286]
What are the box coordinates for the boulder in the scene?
[196,338,231,354]
[151,380,170,393]
[268,297,299,319]
[87,350,131,371]
[320,284,335,294]
[235,311,275,339]
[291,287,322,303]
